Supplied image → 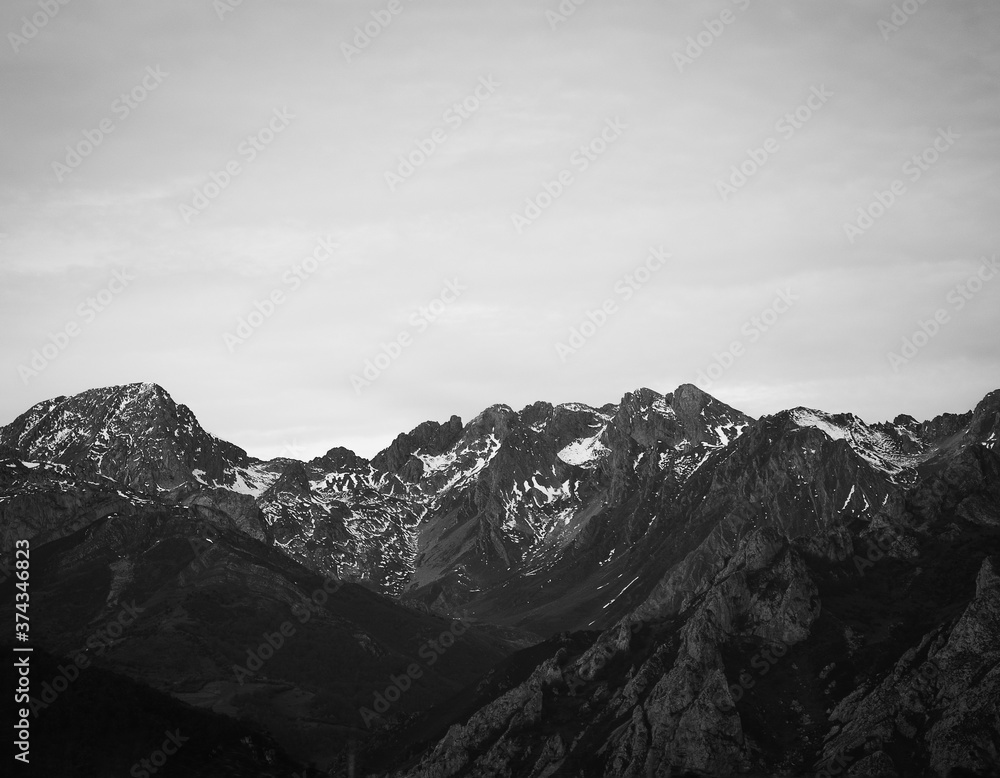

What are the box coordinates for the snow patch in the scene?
[602,575,640,609]
[559,402,596,414]
[415,449,457,474]
[557,428,609,468]
[225,464,276,497]
[650,397,675,416]
[841,485,855,511]
[791,409,848,441]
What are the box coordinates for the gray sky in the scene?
[2,0,998,459]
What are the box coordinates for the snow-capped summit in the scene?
[0,382,253,494]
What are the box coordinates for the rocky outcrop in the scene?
[371,415,464,479]
[816,556,1000,776]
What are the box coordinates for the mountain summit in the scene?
[0,382,251,493]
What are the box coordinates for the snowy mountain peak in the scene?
[0,382,251,496]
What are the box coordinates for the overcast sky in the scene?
[1,0,998,460]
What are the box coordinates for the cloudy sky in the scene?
[1,0,998,459]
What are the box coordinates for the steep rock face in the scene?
[180,486,270,543]
[0,456,151,551]
[388,541,823,777]
[819,556,1000,777]
[371,415,464,480]
[968,389,1000,448]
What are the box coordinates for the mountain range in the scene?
[2,381,998,776]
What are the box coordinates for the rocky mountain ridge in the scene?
[3,382,999,776]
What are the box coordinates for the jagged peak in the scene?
[473,403,514,418]
[393,415,464,443]
[81,381,173,404]
[973,388,1000,416]
[517,401,557,429]
[132,381,169,395]
[312,445,368,471]
[263,459,313,495]
[464,404,514,439]
[4,383,170,430]
[554,401,603,416]
[0,381,251,470]
[787,407,851,436]
[670,383,712,403]
[370,414,464,475]
[619,386,664,407]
